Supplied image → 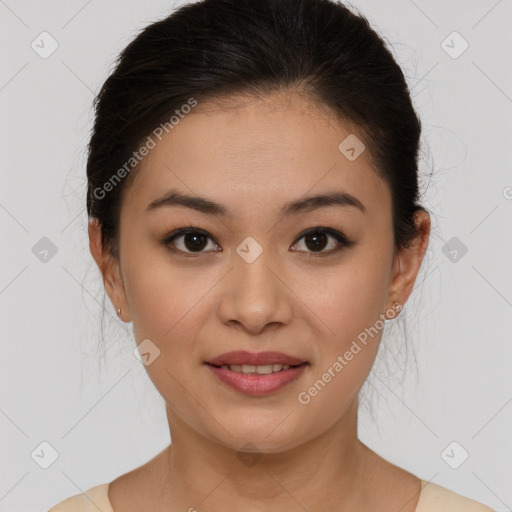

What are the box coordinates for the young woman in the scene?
[49,0,494,510]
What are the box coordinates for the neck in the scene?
[153,399,371,512]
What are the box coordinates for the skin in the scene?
[89,90,430,512]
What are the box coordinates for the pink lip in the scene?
[205,350,307,366]
[205,362,308,396]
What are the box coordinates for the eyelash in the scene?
[162,225,355,258]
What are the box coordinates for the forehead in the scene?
[123,92,390,217]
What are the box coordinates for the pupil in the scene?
[305,232,327,251]
[185,233,207,251]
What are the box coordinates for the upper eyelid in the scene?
[166,226,345,239]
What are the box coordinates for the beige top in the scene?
[47,479,495,511]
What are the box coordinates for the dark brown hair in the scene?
[86,0,429,262]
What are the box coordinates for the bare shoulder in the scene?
[47,483,111,512]
[46,449,170,512]
[416,480,495,512]
[358,444,494,512]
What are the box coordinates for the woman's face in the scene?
[93,92,426,453]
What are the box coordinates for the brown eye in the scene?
[181,232,209,251]
[291,227,354,256]
[164,228,219,254]
[303,232,328,252]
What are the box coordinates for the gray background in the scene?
[0,1,511,511]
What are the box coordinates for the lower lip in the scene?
[205,363,308,396]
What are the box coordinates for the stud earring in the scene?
[117,308,121,318]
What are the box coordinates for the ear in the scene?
[88,218,131,322]
[386,209,431,315]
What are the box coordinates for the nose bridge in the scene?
[218,236,292,332]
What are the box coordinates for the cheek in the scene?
[297,251,391,396]
[122,247,220,347]
[297,270,387,420]
[300,259,390,341]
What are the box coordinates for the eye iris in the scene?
[184,232,208,251]
[305,232,327,252]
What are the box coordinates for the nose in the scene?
[217,245,294,335]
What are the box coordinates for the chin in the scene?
[206,419,312,455]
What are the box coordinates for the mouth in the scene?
[203,351,309,395]
[205,361,308,374]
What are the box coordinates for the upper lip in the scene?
[205,351,308,366]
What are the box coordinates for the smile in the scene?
[205,362,309,395]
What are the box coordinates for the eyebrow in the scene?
[146,189,367,217]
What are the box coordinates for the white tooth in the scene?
[241,364,256,374]
[256,364,274,374]
[223,363,293,374]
